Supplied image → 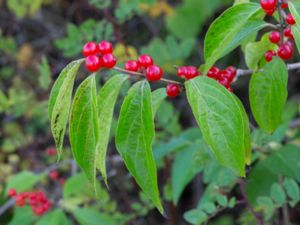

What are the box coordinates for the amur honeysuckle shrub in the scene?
[47,0,300,224]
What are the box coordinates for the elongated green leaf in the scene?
[185,76,250,176]
[204,3,266,72]
[151,88,167,115]
[292,26,300,54]
[69,75,99,187]
[72,208,116,225]
[97,74,128,185]
[48,59,83,157]
[249,57,288,133]
[116,81,163,213]
[35,209,70,225]
[289,2,300,26]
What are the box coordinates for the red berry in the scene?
[207,66,221,79]
[284,27,294,40]
[8,189,17,197]
[98,41,113,54]
[269,31,281,43]
[177,66,188,77]
[225,66,237,82]
[82,42,99,57]
[265,50,276,62]
[85,55,102,72]
[49,170,59,180]
[45,147,57,156]
[15,195,25,207]
[218,77,230,89]
[124,60,139,72]
[185,66,199,80]
[264,8,276,16]
[286,14,296,25]
[102,54,117,69]
[32,206,44,216]
[146,65,163,81]
[278,42,293,60]
[166,84,181,98]
[138,54,154,68]
[260,0,277,11]
[281,3,288,9]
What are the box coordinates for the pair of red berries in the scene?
[269,28,294,44]
[49,170,65,185]
[265,41,294,62]
[8,189,52,216]
[124,55,163,82]
[207,66,237,91]
[83,41,117,72]
[260,0,288,15]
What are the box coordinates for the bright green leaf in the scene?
[48,59,83,157]
[151,88,167,115]
[289,2,300,27]
[292,26,300,54]
[6,171,43,193]
[72,208,115,225]
[97,74,128,185]
[35,209,71,225]
[204,3,267,72]
[8,206,36,225]
[69,75,99,188]
[249,57,288,133]
[116,81,163,213]
[185,76,250,176]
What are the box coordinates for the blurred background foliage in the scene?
[0,0,300,225]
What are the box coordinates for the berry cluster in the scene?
[260,0,296,62]
[83,41,117,72]
[8,189,52,216]
[206,66,237,91]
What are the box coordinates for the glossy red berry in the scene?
[8,189,17,197]
[138,54,154,68]
[284,27,294,40]
[278,42,293,60]
[98,41,113,54]
[124,60,139,72]
[218,77,230,89]
[265,50,276,62]
[281,2,288,9]
[15,195,25,207]
[166,84,181,98]
[85,55,102,72]
[177,66,188,77]
[49,170,59,180]
[82,42,99,57]
[260,0,277,11]
[185,66,199,80]
[264,8,276,16]
[146,65,163,81]
[286,14,296,25]
[207,66,221,79]
[269,31,281,43]
[102,54,117,68]
[225,66,237,82]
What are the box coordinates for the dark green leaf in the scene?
[116,81,163,213]
[249,57,288,133]
[185,76,250,176]
[270,183,286,205]
[97,74,128,185]
[69,75,99,187]
[48,59,83,157]
[283,178,300,203]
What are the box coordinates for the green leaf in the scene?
[72,208,115,225]
[97,74,128,185]
[257,196,274,220]
[216,194,228,207]
[292,26,300,54]
[245,34,277,70]
[184,209,208,225]
[204,3,267,72]
[8,206,36,225]
[35,209,70,225]
[200,202,217,214]
[185,76,250,176]
[48,59,83,157]
[5,171,43,193]
[283,178,300,203]
[116,81,163,213]
[249,57,288,133]
[289,2,300,27]
[151,88,167,115]
[69,75,99,187]
[172,144,204,204]
[270,183,286,205]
